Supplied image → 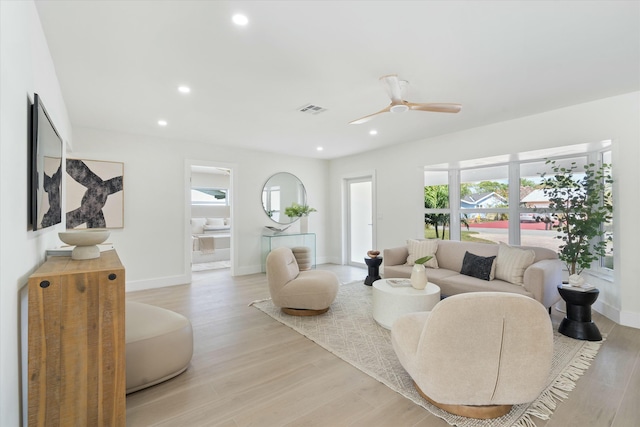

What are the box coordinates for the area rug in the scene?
[251,281,603,427]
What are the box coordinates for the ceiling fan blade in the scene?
[349,105,392,125]
[408,102,462,113]
[379,74,404,103]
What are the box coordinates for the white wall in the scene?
[70,127,329,288]
[0,1,73,424]
[329,92,640,328]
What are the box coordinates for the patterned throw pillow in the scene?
[460,251,496,281]
[495,242,536,286]
[405,239,439,268]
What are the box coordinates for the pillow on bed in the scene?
[206,218,225,226]
[191,218,206,234]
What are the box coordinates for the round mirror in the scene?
[262,172,307,224]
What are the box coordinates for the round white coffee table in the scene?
[372,279,441,329]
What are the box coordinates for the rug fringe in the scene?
[521,336,605,424]
[248,297,271,307]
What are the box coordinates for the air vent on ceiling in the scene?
[298,104,327,115]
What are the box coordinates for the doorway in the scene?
[186,160,235,277]
[346,175,374,268]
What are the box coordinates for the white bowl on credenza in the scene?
[58,229,110,260]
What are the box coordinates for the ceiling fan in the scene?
[349,74,461,125]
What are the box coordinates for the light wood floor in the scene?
[125,265,640,427]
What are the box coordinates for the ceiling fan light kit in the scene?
[350,74,461,124]
[390,104,409,113]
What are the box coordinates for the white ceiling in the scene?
[35,1,639,160]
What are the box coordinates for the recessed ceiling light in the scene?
[317,146,324,151]
[158,120,168,126]
[369,130,378,135]
[232,14,249,26]
[178,85,191,94]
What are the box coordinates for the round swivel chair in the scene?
[266,247,339,316]
[391,292,553,419]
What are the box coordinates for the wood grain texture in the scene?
[28,250,125,427]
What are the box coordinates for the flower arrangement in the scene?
[284,203,317,218]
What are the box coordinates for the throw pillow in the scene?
[206,218,225,226]
[191,218,206,234]
[460,251,496,281]
[495,242,536,286]
[405,239,439,268]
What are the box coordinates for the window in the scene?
[602,150,613,270]
[459,166,509,244]
[519,157,587,254]
[424,171,450,239]
[191,187,228,205]
[424,141,613,275]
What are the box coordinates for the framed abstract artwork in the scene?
[30,93,63,230]
[66,158,124,229]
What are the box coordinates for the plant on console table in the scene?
[285,203,316,234]
[411,256,433,290]
[539,159,613,286]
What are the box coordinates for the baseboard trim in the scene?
[593,299,640,330]
[126,274,190,292]
[620,309,640,329]
[592,298,620,324]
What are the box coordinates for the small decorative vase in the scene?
[299,216,308,234]
[568,274,585,287]
[410,263,428,290]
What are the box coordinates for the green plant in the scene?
[539,159,613,275]
[415,255,433,265]
[284,203,317,218]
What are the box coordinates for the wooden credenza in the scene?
[28,250,125,427]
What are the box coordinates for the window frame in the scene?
[424,143,613,279]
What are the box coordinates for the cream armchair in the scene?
[266,246,339,315]
[391,292,553,419]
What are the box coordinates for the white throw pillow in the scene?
[405,239,439,268]
[191,218,206,234]
[495,242,536,286]
[206,217,225,226]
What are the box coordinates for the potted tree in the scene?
[285,203,316,233]
[539,159,613,286]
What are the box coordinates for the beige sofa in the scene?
[383,240,562,309]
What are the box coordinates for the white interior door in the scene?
[347,177,373,267]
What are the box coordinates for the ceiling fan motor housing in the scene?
[390,104,409,113]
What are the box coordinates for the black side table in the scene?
[557,285,602,341]
[364,257,383,286]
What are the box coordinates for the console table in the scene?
[262,232,316,272]
[28,250,125,426]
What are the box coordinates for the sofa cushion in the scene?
[439,274,533,299]
[406,239,439,268]
[495,243,536,286]
[460,251,496,281]
[435,240,499,272]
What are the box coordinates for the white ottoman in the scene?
[125,301,193,394]
[372,279,441,329]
